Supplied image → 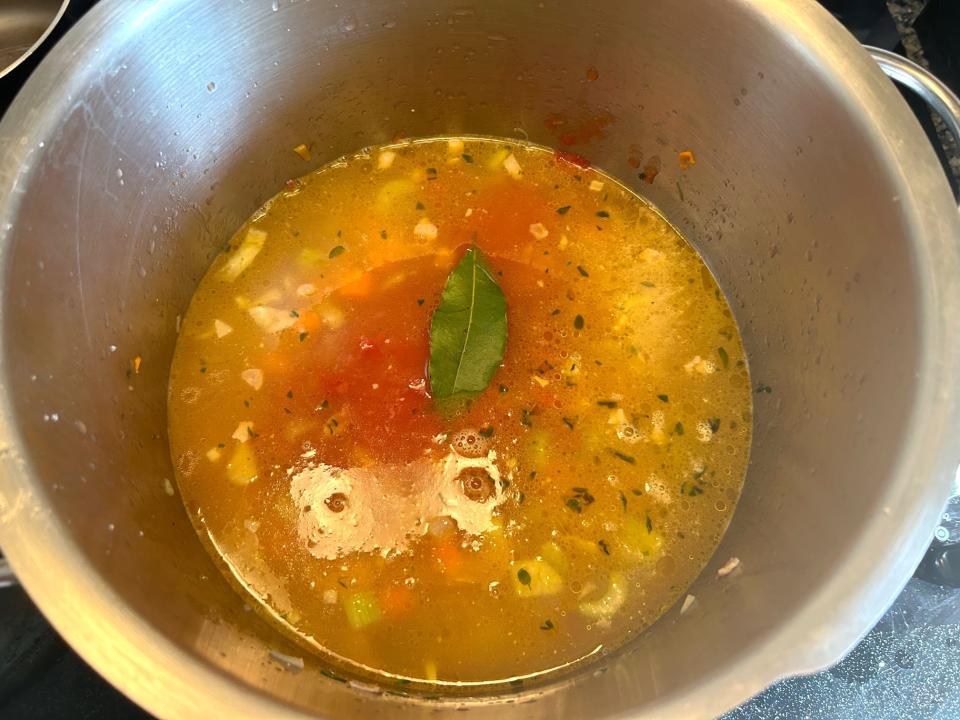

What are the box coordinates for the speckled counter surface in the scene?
[725,580,960,719]
[887,0,960,186]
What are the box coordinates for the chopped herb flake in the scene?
[289,309,300,317]
[598,539,611,555]
[328,245,346,259]
[461,153,473,163]
[641,281,656,288]
[479,426,495,438]
[380,229,388,239]
[596,210,610,218]
[562,416,577,430]
[286,390,294,399]
[611,449,636,465]
[619,490,628,510]
[674,421,684,435]
[576,265,590,277]
[597,399,618,408]
[557,205,572,215]
[565,497,583,513]
[540,619,555,630]
[657,394,669,403]
[645,514,654,533]
[574,314,585,330]
[299,332,309,342]
[517,568,532,586]
[415,201,425,210]
[717,347,730,369]
[756,383,773,394]
[708,417,721,433]
[499,384,509,393]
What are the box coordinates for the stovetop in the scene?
[1,1,959,718]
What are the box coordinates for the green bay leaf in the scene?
[428,246,507,401]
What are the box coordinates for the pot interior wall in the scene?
[0,0,925,717]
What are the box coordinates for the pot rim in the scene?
[0,1,957,718]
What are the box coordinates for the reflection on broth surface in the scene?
[168,137,752,687]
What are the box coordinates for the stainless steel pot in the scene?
[0,1,959,718]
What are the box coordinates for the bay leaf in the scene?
[428,246,507,401]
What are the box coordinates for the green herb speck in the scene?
[286,390,294,399]
[499,384,509,393]
[597,399,618,408]
[517,568,532,586]
[299,332,309,342]
[657,394,669,403]
[562,416,576,430]
[756,383,773,394]
[565,497,582,513]
[645,514,654,533]
[641,281,656,288]
[289,309,300,317]
[717,347,730,369]
[708,417,721,433]
[574,314,585,330]
[611,449,636,465]
[674,421,684,435]
[557,205,572,215]
[540,619,555,630]
[415,201,425,210]
[328,245,345,259]
[416,298,425,306]
[461,153,473,163]
[598,539,611,555]
[596,210,610,218]
[576,265,590,277]
[380,229,388,239]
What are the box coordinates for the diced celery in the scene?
[376,178,416,209]
[523,430,550,473]
[621,516,663,559]
[217,228,266,282]
[578,572,627,619]
[225,443,257,486]
[343,591,382,630]
[513,559,562,597]
[540,541,568,574]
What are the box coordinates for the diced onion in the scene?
[414,217,438,241]
[447,138,464,154]
[378,150,397,169]
[232,421,255,443]
[578,572,626,619]
[588,179,605,192]
[248,305,297,333]
[241,368,264,391]
[214,319,233,338]
[528,222,549,240]
[503,153,522,178]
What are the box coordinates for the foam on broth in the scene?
[167,137,752,687]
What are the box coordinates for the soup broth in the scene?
[168,137,751,687]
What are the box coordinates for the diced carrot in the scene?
[435,541,462,571]
[339,272,374,297]
[380,585,416,617]
[294,309,322,334]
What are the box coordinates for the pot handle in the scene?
[866,46,960,209]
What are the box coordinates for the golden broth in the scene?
[167,137,751,687]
